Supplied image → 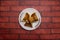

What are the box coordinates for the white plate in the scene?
[19,8,41,30]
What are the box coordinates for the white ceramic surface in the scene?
[19,8,41,30]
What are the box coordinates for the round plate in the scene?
[19,8,41,30]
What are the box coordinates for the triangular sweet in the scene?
[22,13,30,22]
[24,20,32,27]
[31,13,38,21]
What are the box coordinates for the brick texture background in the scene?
[0,0,60,40]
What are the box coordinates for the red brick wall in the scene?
[0,0,60,40]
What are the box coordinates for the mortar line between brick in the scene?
[8,17,11,34]
[0,28,60,29]
[17,34,20,40]
[1,10,60,12]
[0,33,60,35]
[50,4,53,34]
[7,6,12,35]
[0,22,60,24]
[1,4,60,6]
[38,34,41,40]
[1,0,60,1]
[40,5,51,35]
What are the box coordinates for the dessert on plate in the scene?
[22,12,38,27]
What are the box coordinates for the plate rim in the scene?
[18,8,41,30]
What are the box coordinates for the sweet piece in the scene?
[22,13,29,22]
[29,17,35,23]
[22,12,38,27]
[31,13,38,21]
[24,21,32,27]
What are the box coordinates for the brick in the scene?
[20,35,39,39]
[42,12,60,17]
[0,23,18,28]
[51,29,60,34]
[9,23,19,28]
[40,23,52,29]
[15,23,31,34]
[39,34,60,39]
[0,12,19,17]
[0,6,10,11]
[19,1,39,6]
[1,1,19,6]
[9,29,20,34]
[9,28,30,34]
[1,0,15,1]
[0,29,9,34]
[0,38,3,40]
[52,23,60,28]
[10,17,18,22]
[11,6,31,11]
[11,6,51,12]
[33,6,51,12]
[19,29,31,34]
[17,23,22,28]
[41,17,51,23]
[52,17,60,23]
[0,34,18,40]
[39,23,47,29]
[40,1,60,5]
[0,23,8,28]
[30,29,51,34]
[52,6,60,11]
[28,35,39,39]
[42,12,52,16]
[40,35,51,39]
[0,17,9,22]
[52,12,60,16]
[46,23,53,28]
[20,35,29,39]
